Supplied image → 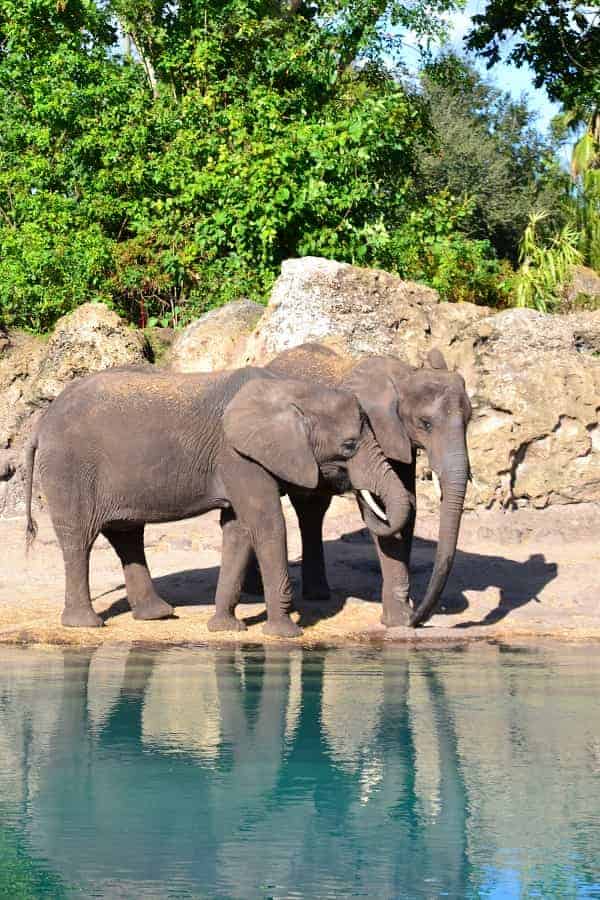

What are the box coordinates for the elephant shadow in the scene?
[320,528,558,629]
[99,529,558,629]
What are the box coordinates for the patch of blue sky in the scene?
[396,0,562,137]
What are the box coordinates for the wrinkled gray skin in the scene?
[24,365,412,637]
[243,343,472,627]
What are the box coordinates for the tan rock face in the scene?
[563,264,600,309]
[450,309,600,508]
[242,257,489,367]
[243,257,600,510]
[169,299,264,373]
[0,303,149,516]
[27,302,148,405]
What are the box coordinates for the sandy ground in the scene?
[1,496,600,647]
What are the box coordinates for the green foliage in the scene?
[0,0,463,331]
[513,212,582,312]
[570,115,600,271]
[418,54,571,263]
[366,192,509,305]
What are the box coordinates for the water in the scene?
[1,643,600,899]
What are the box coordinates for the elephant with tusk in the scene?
[240,343,472,628]
[24,364,413,637]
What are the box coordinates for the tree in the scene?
[0,0,462,330]
[416,54,571,262]
[465,1,600,114]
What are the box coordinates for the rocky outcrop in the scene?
[450,309,600,509]
[169,299,264,373]
[562,265,600,310]
[27,302,149,406]
[0,303,149,516]
[242,257,600,511]
[2,260,600,516]
[242,257,490,367]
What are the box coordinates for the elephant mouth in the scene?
[356,490,389,525]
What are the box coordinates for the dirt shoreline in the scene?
[2,497,600,648]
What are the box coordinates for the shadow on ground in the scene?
[98,528,558,630]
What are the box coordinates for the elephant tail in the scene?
[25,431,39,553]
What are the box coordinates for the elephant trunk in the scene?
[410,419,469,627]
[348,429,414,538]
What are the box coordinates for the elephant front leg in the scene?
[375,458,416,628]
[208,509,252,632]
[255,523,302,637]
[375,533,414,627]
[289,492,332,605]
[222,456,302,638]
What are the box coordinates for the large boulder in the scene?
[243,257,600,511]
[562,265,600,310]
[27,302,149,406]
[450,308,600,509]
[242,257,490,366]
[169,299,264,373]
[0,303,149,516]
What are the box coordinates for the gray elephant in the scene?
[239,343,471,628]
[24,365,412,637]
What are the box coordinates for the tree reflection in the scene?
[0,643,599,897]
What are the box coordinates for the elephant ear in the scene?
[344,359,412,463]
[223,378,319,489]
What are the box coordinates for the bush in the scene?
[366,193,510,305]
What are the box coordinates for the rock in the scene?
[169,299,264,373]
[562,265,600,310]
[244,257,600,511]
[144,326,176,366]
[27,302,149,406]
[242,257,490,366]
[0,324,10,355]
[0,303,149,516]
[450,308,600,509]
[0,331,46,452]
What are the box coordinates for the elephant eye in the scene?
[341,438,358,457]
[420,418,432,433]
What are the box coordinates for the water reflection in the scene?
[1,643,600,898]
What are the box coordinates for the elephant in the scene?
[238,343,472,628]
[24,364,413,637]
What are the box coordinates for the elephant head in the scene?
[222,375,413,538]
[344,350,472,626]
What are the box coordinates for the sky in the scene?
[403,0,562,136]
[447,0,561,133]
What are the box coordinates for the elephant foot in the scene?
[263,616,303,638]
[207,613,247,633]
[132,597,174,620]
[381,603,413,628]
[61,607,104,628]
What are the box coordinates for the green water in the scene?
[1,643,600,899]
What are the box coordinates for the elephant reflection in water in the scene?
[0,645,470,896]
[2,645,600,896]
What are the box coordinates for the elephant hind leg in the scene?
[208,510,251,632]
[55,528,103,628]
[290,492,332,604]
[102,525,173,620]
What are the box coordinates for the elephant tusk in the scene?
[359,489,389,523]
[432,471,443,502]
